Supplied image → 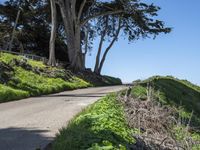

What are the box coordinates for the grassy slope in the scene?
[139,76,200,122]
[131,76,200,149]
[0,53,90,102]
[131,76,200,150]
[53,94,135,150]
[0,52,122,103]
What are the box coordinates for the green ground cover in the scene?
[0,52,90,102]
[0,52,121,103]
[53,94,135,150]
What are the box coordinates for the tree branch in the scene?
[98,17,122,73]
[71,0,77,23]
[80,10,123,26]
[94,16,109,73]
[77,0,87,22]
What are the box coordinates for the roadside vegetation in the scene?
[139,76,200,124]
[0,52,121,103]
[53,76,200,150]
[128,76,200,149]
[53,94,135,150]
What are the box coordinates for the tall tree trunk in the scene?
[8,9,21,52]
[48,0,57,66]
[97,18,121,74]
[57,0,84,71]
[57,1,76,64]
[94,17,108,74]
[71,25,83,70]
[55,0,125,71]
[94,34,104,74]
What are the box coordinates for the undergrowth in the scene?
[0,84,29,102]
[0,52,121,102]
[53,94,135,150]
[140,76,200,124]
[129,76,200,149]
[0,52,91,102]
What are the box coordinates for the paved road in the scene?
[0,86,125,150]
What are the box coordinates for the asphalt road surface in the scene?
[0,86,126,150]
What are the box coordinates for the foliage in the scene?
[102,75,122,85]
[173,126,200,150]
[0,0,69,61]
[28,59,46,69]
[131,85,147,100]
[130,76,200,149]
[0,52,91,102]
[142,76,200,121]
[0,84,29,102]
[0,52,120,102]
[0,52,22,64]
[53,94,135,150]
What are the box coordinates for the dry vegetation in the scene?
[119,82,200,150]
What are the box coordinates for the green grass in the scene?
[53,94,135,150]
[0,52,121,103]
[142,76,200,118]
[8,67,90,96]
[136,76,200,126]
[131,76,200,149]
[0,52,91,102]
[131,85,147,100]
[0,52,22,64]
[102,76,122,85]
[28,59,46,69]
[0,84,29,102]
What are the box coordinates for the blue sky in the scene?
[87,0,200,85]
[1,0,200,85]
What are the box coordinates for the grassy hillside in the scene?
[0,52,121,103]
[134,76,200,124]
[127,76,200,149]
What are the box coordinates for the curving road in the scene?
[0,86,126,150]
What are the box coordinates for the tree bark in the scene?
[55,0,124,71]
[9,9,21,52]
[82,25,89,69]
[94,17,108,74]
[48,0,57,66]
[57,0,75,64]
[97,18,122,74]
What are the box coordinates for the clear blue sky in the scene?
[87,0,200,85]
[1,0,200,85]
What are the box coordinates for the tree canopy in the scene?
[0,0,171,73]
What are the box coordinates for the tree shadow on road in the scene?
[41,93,108,98]
[0,127,53,150]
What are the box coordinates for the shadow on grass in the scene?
[0,127,53,150]
[53,117,129,150]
